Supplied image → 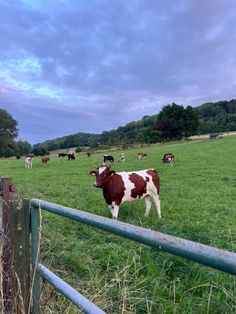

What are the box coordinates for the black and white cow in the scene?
[68,153,75,160]
[103,155,115,165]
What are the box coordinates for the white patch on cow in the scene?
[119,172,136,203]
[118,169,155,203]
[119,169,161,218]
[98,166,107,174]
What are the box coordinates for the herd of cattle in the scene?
[18,151,175,167]
[17,150,175,219]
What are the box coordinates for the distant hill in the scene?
[33,99,236,150]
[33,132,100,151]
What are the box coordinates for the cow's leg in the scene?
[144,195,152,216]
[108,205,113,217]
[152,195,161,218]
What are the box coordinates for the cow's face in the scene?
[163,154,174,163]
[90,166,115,188]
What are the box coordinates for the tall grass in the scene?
[1,137,236,313]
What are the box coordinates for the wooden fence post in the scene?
[0,178,31,314]
[12,198,31,314]
[0,177,15,313]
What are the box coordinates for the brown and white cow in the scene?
[120,153,126,161]
[90,166,161,219]
[138,152,147,160]
[41,156,50,165]
[162,153,175,166]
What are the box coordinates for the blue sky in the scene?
[0,0,236,144]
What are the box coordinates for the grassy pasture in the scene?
[1,137,236,313]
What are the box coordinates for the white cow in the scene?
[25,157,33,169]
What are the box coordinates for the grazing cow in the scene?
[68,153,75,160]
[58,153,67,157]
[25,157,33,169]
[138,152,147,160]
[16,154,21,160]
[103,155,115,165]
[87,152,92,158]
[27,154,34,158]
[41,156,50,165]
[162,153,175,166]
[120,153,126,162]
[90,166,161,219]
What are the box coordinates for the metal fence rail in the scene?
[37,263,106,314]
[31,198,236,313]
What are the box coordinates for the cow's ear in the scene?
[109,170,116,175]
[90,170,97,176]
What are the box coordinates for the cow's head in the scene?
[90,166,115,188]
[163,153,174,163]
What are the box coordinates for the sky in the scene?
[0,0,236,144]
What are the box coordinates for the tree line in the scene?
[1,99,236,157]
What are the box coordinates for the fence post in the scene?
[0,177,15,313]
[12,198,31,314]
[31,203,41,314]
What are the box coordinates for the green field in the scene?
[1,137,236,313]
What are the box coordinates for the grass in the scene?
[1,137,236,313]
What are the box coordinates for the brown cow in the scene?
[41,156,50,165]
[137,152,147,160]
[90,166,161,219]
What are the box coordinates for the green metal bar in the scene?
[31,203,41,313]
[31,198,236,276]
[37,263,106,314]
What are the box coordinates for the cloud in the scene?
[0,0,236,143]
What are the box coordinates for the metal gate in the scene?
[30,198,236,314]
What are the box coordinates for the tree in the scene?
[156,103,185,140]
[32,147,49,156]
[183,106,199,137]
[15,140,32,155]
[0,108,18,157]
[195,99,236,133]
[156,103,199,140]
